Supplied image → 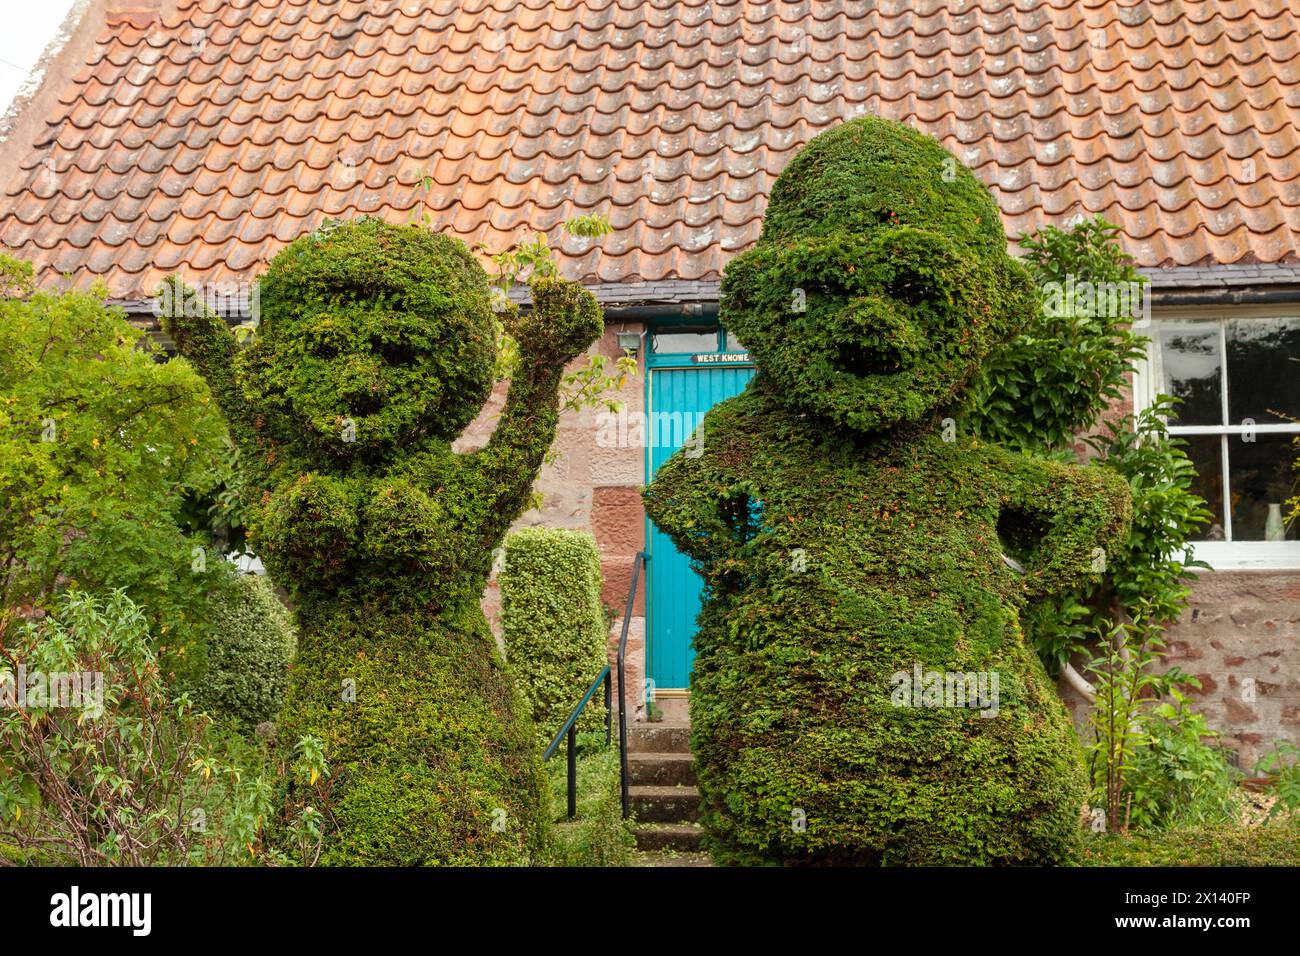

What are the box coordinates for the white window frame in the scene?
[1132,305,1300,571]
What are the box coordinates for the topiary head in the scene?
[245,218,497,464]
[722,117,1037,432]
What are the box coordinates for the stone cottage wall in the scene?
[1059,571,1300,772]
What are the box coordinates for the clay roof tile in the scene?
[3,0,1300,297]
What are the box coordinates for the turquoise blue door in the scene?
[647,364,755,689]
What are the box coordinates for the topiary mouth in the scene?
[834,343,904,378]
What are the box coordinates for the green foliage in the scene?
[964,217,1147,452]
[162,218,603,864]
[539,737,635,867]
[1083,817,1300,866]
[1255,741,1300,820]
[501,528,608,747]
[1083,612,1239,833]
[186,573,296,730]
[483,214,635,422]
[645,118,1132,865]
[1123,694,1241,831]
[0,257,230,665]
[0,590,277,866]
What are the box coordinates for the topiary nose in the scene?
[829,294,924,377]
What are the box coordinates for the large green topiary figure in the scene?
[162,218,602,864]
[643,118,1133,865]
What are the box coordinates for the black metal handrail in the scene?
[542,550,646,821]
[616,551,646,818]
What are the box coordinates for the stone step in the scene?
[628,722,691,754]
[628,752,696,787]
[633,822,703,853]
[629,784,700,823]
[633,850,713,867]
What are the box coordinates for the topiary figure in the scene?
[161,218,602,864]
[188,572,296,731]
[642,118,1133,865]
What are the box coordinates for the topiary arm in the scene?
[984,443,1132,600]
[455,277,603,547]
[642,401,758,569]
[155,276,258,446]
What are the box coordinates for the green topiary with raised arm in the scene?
[643,118,1132,865]
[161,218,602,864]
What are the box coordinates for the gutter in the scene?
[1149,286,1300,308]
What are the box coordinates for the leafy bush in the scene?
[1255,741,1300,820]
[645,118,1131,865]
[1121,693,1241,830]
[163,219,602,864]
[187,573,296,730]
[964,217,1146,454]
[502,528,608,746]
[539,736,634,867]
[0,255,230,668]
[0,590,276,866]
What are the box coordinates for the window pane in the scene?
[652,325,716,353]
[1227,317,1300,425]
[1182,434,1226,541]
[722,327,749,353]
[1227,433,1299,541]
[1159,322,1223,426]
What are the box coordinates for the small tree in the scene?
[0,256,230,672]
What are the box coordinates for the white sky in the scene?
[0,4,81,116]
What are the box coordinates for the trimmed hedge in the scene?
[162,218,603,864]
[190,572,296,729]
[502,527,609,747]
[643,117,1132,865]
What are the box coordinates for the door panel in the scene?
[647,366,755,689]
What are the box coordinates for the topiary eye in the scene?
[374,336,415,365]
[886,266,939,307]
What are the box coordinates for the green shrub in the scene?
[1121,695,1241,830]
[539,737,635,866]
[1083,818,1300,866]
[188,573,296,730]
[162,218,602,864]
[502,528,608,746]
[644,118,1131,865]
[1256,741,1300,818]
[0,255,230,668]
[963,216,1147,455]
[0,590,277,866]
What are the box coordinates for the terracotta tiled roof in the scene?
[2,0,1299,299]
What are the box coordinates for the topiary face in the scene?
[246,218,497,462]
[722,117,1038,433]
